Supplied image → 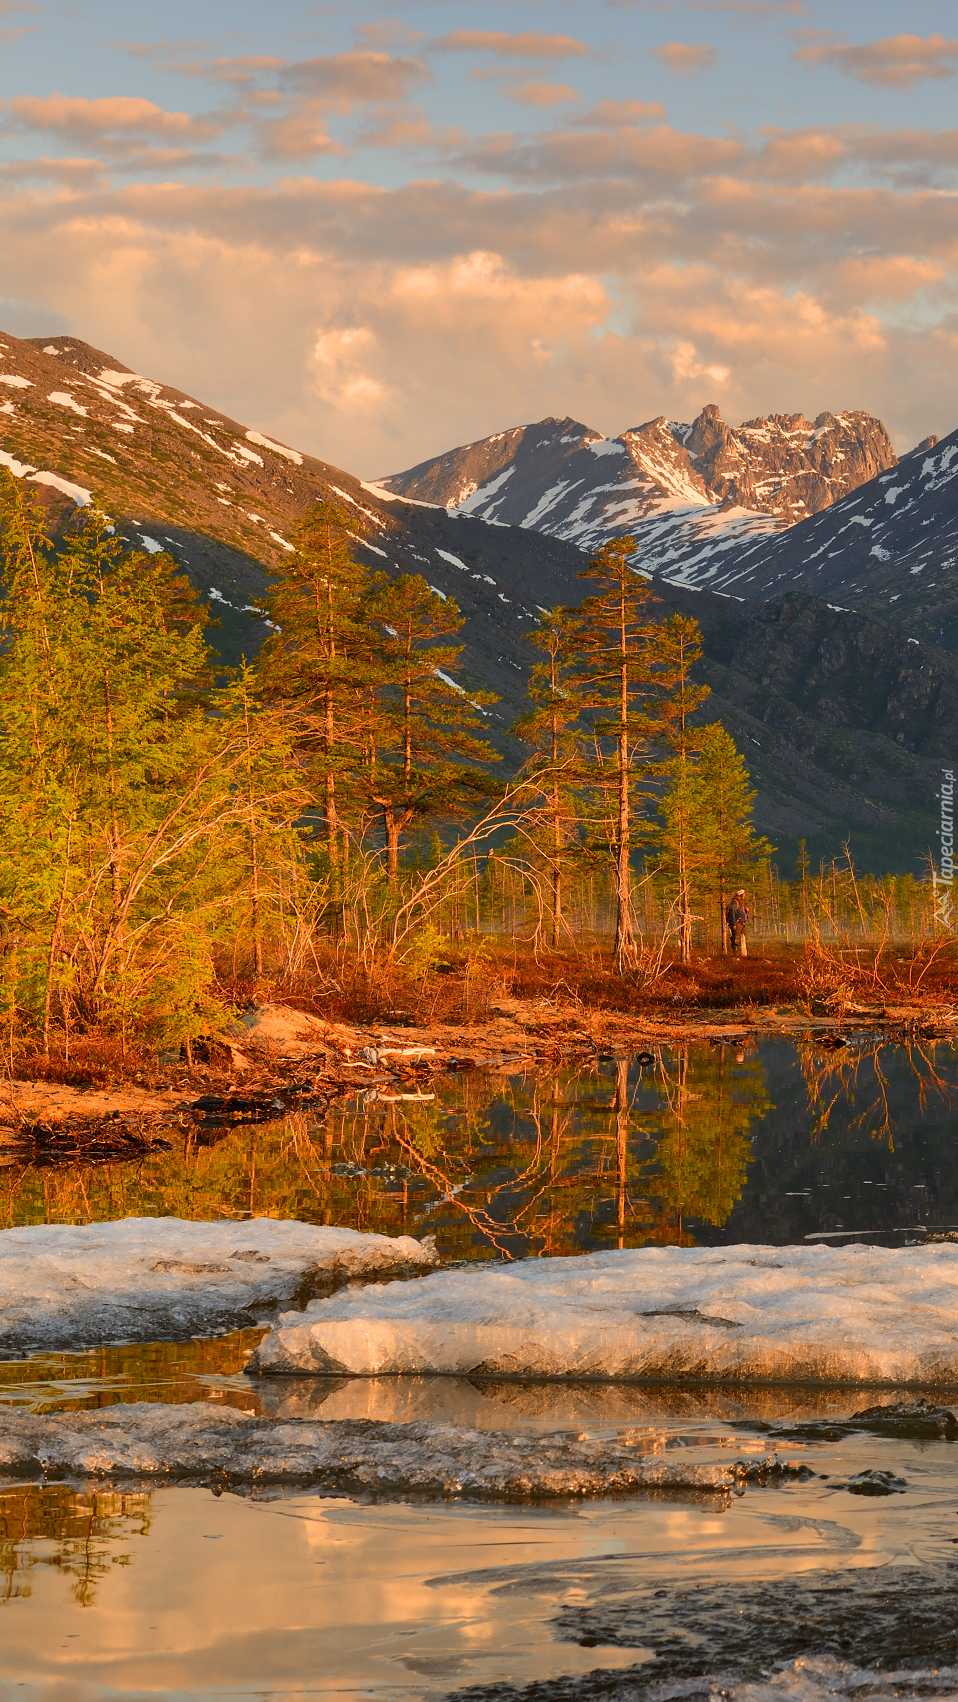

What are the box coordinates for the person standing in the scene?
[726,889,749,956]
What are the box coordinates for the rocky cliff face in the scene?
[379,404,897,560]
[676,405,895,521]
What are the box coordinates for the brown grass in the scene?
[14,1035,153,1087]
[222,936,958,1026]
[220,941,808,1023]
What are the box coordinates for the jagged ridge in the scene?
[379,403,897,563]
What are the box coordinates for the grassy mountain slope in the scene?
[0,331,590,734]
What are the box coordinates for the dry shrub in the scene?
[795,934,958,1014]
[661,950,805,1009]
[17,1034,151,1087]
[797,940,858,1016]
[223,940,814,1022]
[221,933,958,1030]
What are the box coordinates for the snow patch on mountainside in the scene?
[0,449,91,506]
[671,421,958,607]
[246,430,302,466]
[380,407,896,579]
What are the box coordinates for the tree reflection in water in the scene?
[0,1050,771,1259]
[0,1484,151,1607]
[798,1039,958,1148]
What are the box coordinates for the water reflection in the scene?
[0,1483,151,1606]
[798,1038,958,1146]
[0,1333,265,1414]
[0,1039,957,1256]
[2,1475,923,1700]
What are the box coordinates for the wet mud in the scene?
[446,1562,958,1702]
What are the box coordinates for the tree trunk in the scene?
[615,1057,628,1248]
[677,790,691,964]
[551,773,562,950]
[43,815,74,1055]
[243,693,263,977]
[323,683,339,869]
[614,665,634,968]
[384,805,400,885]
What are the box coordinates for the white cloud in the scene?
[432,31,592,61]
[0,56,957,475]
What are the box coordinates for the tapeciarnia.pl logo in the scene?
[934,767,955,928]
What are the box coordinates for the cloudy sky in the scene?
[1,0,956,475]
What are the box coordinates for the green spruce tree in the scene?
[694,723,774,951]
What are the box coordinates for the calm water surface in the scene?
[2,1036,956,1256]
[2,1409,958,1701]
[2,1038,958,1700]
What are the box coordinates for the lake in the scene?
[2,1037,958,1702]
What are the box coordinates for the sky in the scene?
[1,0,957,476]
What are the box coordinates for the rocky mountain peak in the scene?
[381,401,897,562]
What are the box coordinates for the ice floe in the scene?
[248,1242,958,1384]
[0,1218,436,1355]
[0,1402,809,1497]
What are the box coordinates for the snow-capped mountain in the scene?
[379,405,897,569]
[651,425,958,653]
[0,328,950,870]
[0,330,589,710]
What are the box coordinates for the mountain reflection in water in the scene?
[3,1038,958,1254]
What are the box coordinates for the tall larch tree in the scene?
[513,605,588,948]
[362,573,499,885]
[573,537,659,968]
[652,614,711,964]
[257,502,372,872]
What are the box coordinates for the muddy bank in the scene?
[2,995,955,1153]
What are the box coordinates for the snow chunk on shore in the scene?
[0,1402,806,1498]
[248,1242,958,1385]
[0,1218,436,1355]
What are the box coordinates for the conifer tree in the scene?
[695,723,774,950]
[257,502,372,869]
[652,614,711,964]
[513,606,587,947]
[572,537,658,967]
[363,574,499,884]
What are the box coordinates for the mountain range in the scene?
[379,404,901,582]
[0,326,954,876]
